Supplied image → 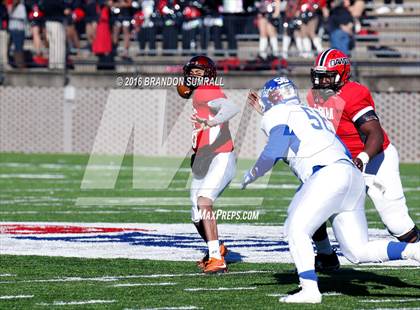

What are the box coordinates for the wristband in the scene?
[356,152,370,165]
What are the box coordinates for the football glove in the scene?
[241,168,258,189]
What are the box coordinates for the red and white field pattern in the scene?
[1,222,418,266]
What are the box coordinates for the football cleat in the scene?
[203,257,227,274]
[196,243,228,269]
[315,251,340,273]
[279,289,322,304]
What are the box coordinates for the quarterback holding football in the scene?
[177,56,239,273]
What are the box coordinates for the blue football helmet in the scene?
[260,77,300,113]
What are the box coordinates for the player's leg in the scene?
[191,152,236,272]
[365,144,418,242]
[312,222,340,272]
[281,164,356,303]
[331,166,420,265]
[332,209,420,264]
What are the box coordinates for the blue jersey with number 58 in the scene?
[257,102,351,183]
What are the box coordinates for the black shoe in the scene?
[315,251,340,273]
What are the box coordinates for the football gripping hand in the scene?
[241,168,258,190]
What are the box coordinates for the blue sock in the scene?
[299,269,318,281]
[387,241,408,260]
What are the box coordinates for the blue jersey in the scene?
[255,102,351,183]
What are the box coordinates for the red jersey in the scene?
[307,81,390,158]
[192,85,234,154]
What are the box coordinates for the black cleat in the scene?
[315,251,340,273]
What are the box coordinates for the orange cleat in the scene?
[203,257,227,274]
[196,243,228,269]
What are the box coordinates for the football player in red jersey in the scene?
[177,55,239,273]
[306,49,419,271]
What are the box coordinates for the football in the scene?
[177,83,193,99]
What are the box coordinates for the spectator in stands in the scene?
[135,0,157,56]
[294,0,326,58]
[8,0,27,68]
[41,0,67,69]
[0,0,8,70]
[181,0,202,55]
[84,0,99,50]
[27,0,47,64]
[328,0,354,56]
[200,0,223,56]
[111,0,132,60]
[158,0,180,56]
[348,0,365,33]
[223,0,243,57]
[256,0,280,60]
[376,0,404,14]
[65,0,82,55]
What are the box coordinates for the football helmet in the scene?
[311,49,351,90]
[260,77,300,113]
[183,55,217,80]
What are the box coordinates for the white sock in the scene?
[401,243,420,261]
[282,35,291,58]
[315,238,333,255]
[300,278,320,292]
[302,37,312,58]
[208,240,221,259]
[269,36,279,57]
[295,37,304,56]
[312,36,323,53]
[259,37,268,59]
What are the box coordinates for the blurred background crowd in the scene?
[0,0,410,69]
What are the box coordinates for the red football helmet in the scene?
[311,49,351,90]
[183,55,217,80]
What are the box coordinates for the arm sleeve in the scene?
[253,125,291,178]
[207,98,240,126]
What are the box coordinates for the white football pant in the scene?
[190,152,236,222]
[285,161,399,274]
[364,143,415,237]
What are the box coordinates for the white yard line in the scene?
[76,197,264,206]
[113,282,176,287]
[0,295,33,300]
[134,307,201,310]
[0,271,271,284]
[37,299,116,306]
[184,287,256,292]
[360,298,420,303]
[0,274,16,277]
[0,174,66,179]
[354,267,420,271]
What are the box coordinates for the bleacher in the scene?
[8,0,420,74]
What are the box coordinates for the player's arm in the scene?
[191,98,240,127]
[241,125,290,189]
[352,108,384,171]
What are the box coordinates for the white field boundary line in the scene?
[113,282,177,287]
[0,271,272,285]
[37,299,116,306]
[184,287,257,292]
[0,274,16,277]
[0,295,34,300]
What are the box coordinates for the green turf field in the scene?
[0,153,419,309]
